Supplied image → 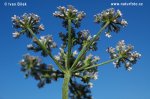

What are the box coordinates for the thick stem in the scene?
[62,72,71,99]
[66,19,72,70]
[70,21,110,71]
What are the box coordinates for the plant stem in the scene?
[27,27,65,73]
[67,19,72,70]
[70,21,110,71]
[73,64,89,73]
[83,56,122,71]
[62,72,71,99]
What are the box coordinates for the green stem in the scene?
[70,21,110,71]
[27,27,65,73]
[84,56,122,70]
[73,64,89,73]
[67,19,72,70]
[74,56,122,72]
[62,72,71,99]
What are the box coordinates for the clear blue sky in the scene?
[0,0,150,99]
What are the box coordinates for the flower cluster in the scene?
[107,40,141,71]
[27,35,57,56]
[94,8,128,38]
[77,30,98,51]
[12,13,44,38]
[53,5,86,28]
[20,54,63,88]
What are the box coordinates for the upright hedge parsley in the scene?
[12,5,141,99]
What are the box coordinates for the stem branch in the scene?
[85,56,121,70]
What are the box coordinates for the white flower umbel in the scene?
[12,13,43,38]
[107,40,141,70]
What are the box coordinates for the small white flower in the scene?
[40,36,45,40]
[54,55,60,60]
[127,67,132,71]
[94,56,100,61]
[105,12,109,16]
[125,62,131,67]
[88,82,93,88]
[21,59,25,62]
[87,35,92,41]
[93,72,98,80]
[73,50,78,56]
[11,15,17,20]
[107,47,115,53]
[105,32,112,38]
[51,42,57,48]
[133,51,141,58]
[75,72,80,75]
[113,54,117,57]
[51,73,56,76]
[93,35,96,38]
[27,44,33,48]
[121,19,128,26]
[129,57,134,61]
[39,36,47,43]
[113,62,117,67]
[113,19,117,23]
[138,53,141,57]
[117,10,122,16]
[59,48,64,53]
[86,54,93,59]
[38,24,44,30]
[77,61,82,66]
[12,31,20,38]
[72,9,78,13]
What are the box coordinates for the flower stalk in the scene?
[84,56,122,70]
[73,56,122,72]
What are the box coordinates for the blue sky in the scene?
[0,0,150,99]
